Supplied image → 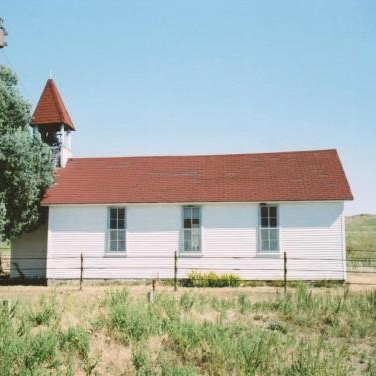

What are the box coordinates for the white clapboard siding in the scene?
[45,201,345,281]
[280,202,345,280]
[10,225,47,278]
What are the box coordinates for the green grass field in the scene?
[346,214,376,267]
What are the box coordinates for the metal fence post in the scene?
[174,251,178,291]
[80,253,83,290]
[284,251,287,293]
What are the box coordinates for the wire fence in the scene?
[0,249,375,289]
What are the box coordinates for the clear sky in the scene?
[1,1,375,215]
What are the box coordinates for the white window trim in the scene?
[106,207,127,254]
[257,203,280,255]
[180,205,202,254]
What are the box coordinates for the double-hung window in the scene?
[108,208,126,252]
[259,204,279,253]
[182,206,201,252]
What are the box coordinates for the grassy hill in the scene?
[346,214,376,266]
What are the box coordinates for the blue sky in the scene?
[1,1,375,215]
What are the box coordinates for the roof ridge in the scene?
[67,149,338,161]
[48,79,64,122]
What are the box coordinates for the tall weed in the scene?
[27,294,59,326]
[60,326,90,360]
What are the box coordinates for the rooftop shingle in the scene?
[41,149,353,205]
[30,79,75,130]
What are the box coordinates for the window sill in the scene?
[178,252,203,258]
[256,252,281,258]
[104,252,127,257]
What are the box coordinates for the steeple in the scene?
[30,79,75,168]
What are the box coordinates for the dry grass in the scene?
[1,282,376,375]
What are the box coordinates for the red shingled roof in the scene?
[41,149,353,205]
[30,79,75,130]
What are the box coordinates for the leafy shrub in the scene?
[24,330,58,370]
[180,292,195,312]
[27,294,59,326]
[0,308,61,375]
[104,288,129,306]
[238,293,251,314]
[109,301,160,344]
[132,342,152,373]
[60,326,90,360]
[186,271,241,287]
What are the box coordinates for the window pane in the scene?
[269,217,277,228]
[118,241,126,251]
[184,229,191,240]
[184,240,191,251]
[183,208,191,220]
[192,218,200,227]
[118,219,125,229]
[184,228,192,251]
[110,240,118,252]
[191,228,200,237]
[270,229,278,241]
[184,218,191,229]
[261,217,269,227]
[118,230,125,241]
[191,235,200,251]
[261,240,269,251]
[270,241,278,251]
[261,206,268,217]
[117,208,125,220]
[192,207,200,220]
[260,229,269,241]
[269,206,277,218]
[110,209,117,220]
[184,228,199,251]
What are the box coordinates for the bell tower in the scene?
[30,79,75,168]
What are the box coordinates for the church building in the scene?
[10,80,353,283]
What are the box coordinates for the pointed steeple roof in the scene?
[30,79,75,130]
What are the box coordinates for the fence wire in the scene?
[0,250,375,286]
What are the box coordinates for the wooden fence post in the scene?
[0,252,3,274]
[284,251,287,293]
[174,251,178,291]
[80,253,83,290]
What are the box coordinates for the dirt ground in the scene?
[0,271,374,302]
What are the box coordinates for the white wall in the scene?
[46,201,345,281]
[281,202,345,280]
[10,224,48,279]
[60,145,72,168]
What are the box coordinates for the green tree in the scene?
[0,65,54,241]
